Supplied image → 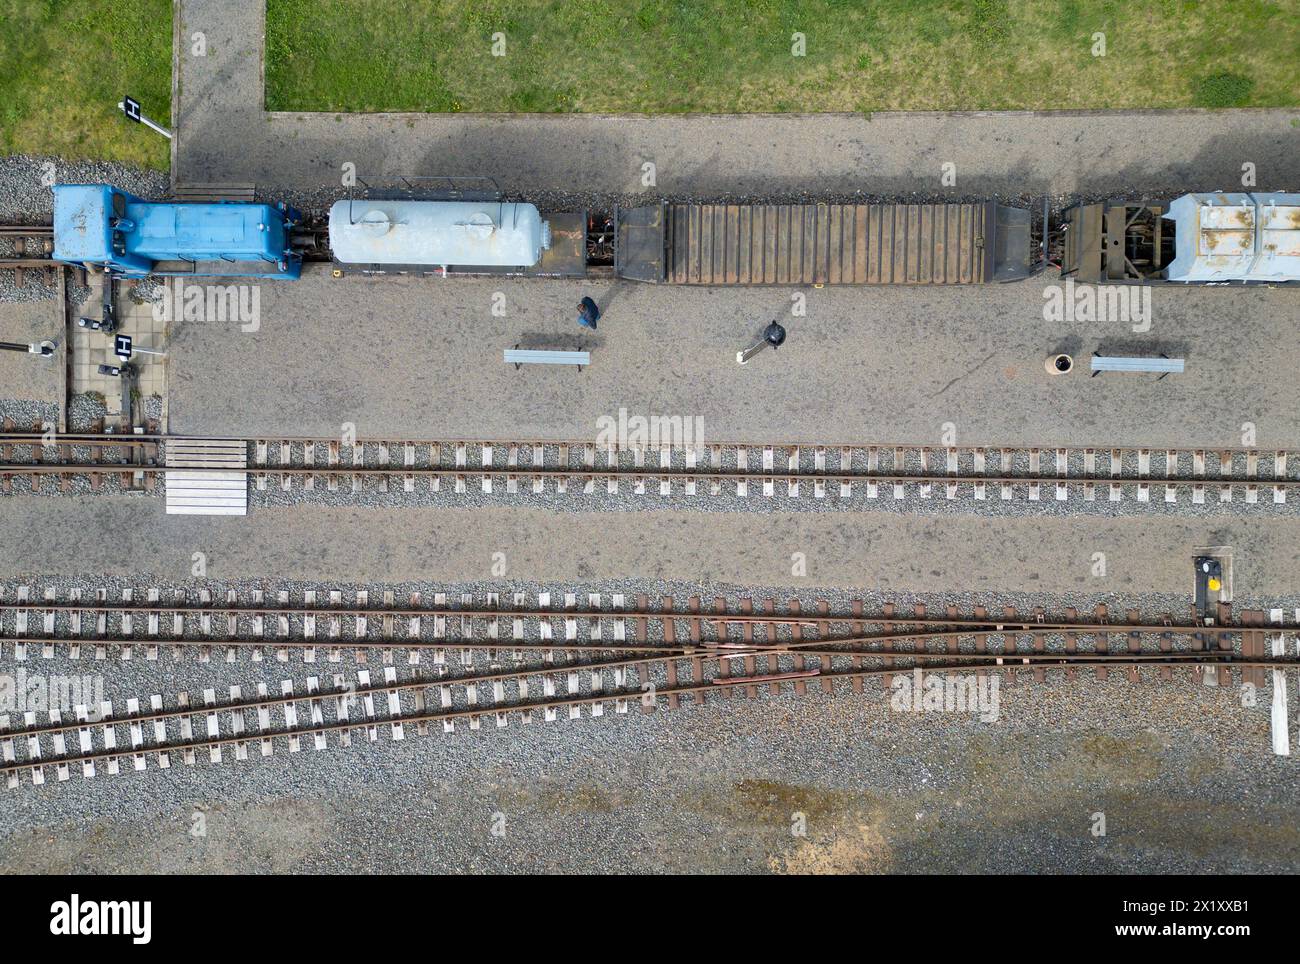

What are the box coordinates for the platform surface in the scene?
[0,302,62,411]
[164,269,1300,450]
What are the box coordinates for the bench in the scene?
[504,347,590,371]
[1090,353,1184,379]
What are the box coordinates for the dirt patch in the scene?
[534,782,625,816]
[771,821,893,874]
[0,797,331,874]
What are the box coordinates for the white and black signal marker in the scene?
[119,95,173,140]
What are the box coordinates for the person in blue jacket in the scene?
[577,296,601,330]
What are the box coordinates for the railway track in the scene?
[0,431,1298,505]
[0,584,1284,676]
[1,586,1292,787]
[0,224,56,287]
[0,429,158,493]
[5,651,1294,789]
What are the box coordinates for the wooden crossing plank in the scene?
[165,438,248,516]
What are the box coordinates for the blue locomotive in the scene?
[52,184,303,279]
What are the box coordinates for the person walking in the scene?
[577,296,601,330]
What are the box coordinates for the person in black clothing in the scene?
[577,296,600,330]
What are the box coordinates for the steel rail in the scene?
[0,437,158,448]
[3,652,668,741]
[0,630,1242,661]
[0,650,1219,748]
[0,431,1296,460]
[3,461,1294,492]
[0,602,1247,637]
[0,259,55,268]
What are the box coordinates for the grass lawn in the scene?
[0,0,172,169]
[266,0,1300,113]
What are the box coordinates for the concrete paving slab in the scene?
[2,498,1298,601]
[165,269,1300,449]
[66,277,169,424]
[68,271,119,415]
[175,0,1300,197]
[0,302,62,407]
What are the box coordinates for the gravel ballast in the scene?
[0,573,1295,873]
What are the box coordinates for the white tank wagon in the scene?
[328,200,552,270]
[1164,193,1300,283]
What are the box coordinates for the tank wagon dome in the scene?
[328,200,551,268]
[1164,192,1300,283]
